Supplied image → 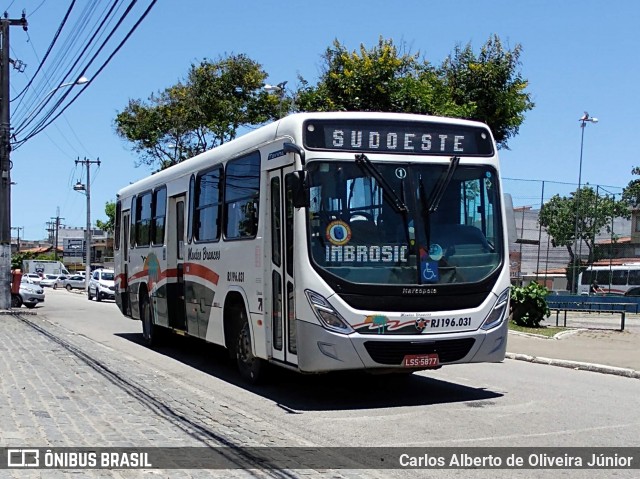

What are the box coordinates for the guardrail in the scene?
[546,295,640,331]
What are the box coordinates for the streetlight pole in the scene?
[264,81,288,118]
[16,76,89,131]
[74,157,101,290]
[571,112,598,293]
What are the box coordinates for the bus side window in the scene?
[224,152,260,239]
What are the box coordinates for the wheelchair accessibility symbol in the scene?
[422,261,439,282]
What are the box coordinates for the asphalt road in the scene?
[24,288,640,478]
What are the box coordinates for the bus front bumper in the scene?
[295,319,508,373]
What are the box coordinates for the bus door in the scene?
[166,195,187,330]
[119,210,131,316]
[267,167,298,366]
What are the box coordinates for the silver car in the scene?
[40,274,66,289]
[62,275,86,291]
[16,280,45,308]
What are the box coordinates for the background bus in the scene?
[578,263,640,296]
[114,112,511,383]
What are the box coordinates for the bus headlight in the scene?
[305,290,353,334]
[481,288,510,331]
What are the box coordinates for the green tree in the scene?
[95,201,116,234]
[294,35,533,149]
[440,34,533,149]
[538,186,629,290]
[294,37,470,118]
[115,54,280,171]
[622,166,640,207]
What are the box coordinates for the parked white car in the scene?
[24,273,42,285]
[88,269,115,301]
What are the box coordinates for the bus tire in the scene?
[141,296,157,347]
[235,311,264,384]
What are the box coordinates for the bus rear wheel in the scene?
[141,297,157,347]
[236,314,264,384]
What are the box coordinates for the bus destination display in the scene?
[304,120,494,156]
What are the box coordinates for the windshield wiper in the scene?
[418,174,432,252]
[427,156,460,212]
[355,154,408,213]
[419,156,459,271]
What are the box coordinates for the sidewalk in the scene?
[506,312,640,378]
[3,307,639,380]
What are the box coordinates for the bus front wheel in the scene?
[236,313,264,384]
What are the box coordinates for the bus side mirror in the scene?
[288,170,309,208]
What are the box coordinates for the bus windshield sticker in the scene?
[421,261,439,283]
[428,244,443,261]
[420,254,439,283]
[325,221,351,246]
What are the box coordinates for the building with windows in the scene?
[12,225,113,273]
[510,206,637,291]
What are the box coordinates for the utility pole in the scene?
[0,13,28,309]
[75,157,100,289]
[10,225,21,252]
[51,208,64,260]
[45,220,55,243]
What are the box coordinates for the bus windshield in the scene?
[306,159,502,286]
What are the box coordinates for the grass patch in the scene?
[508,322,567,337]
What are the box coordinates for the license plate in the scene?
[403,353,439,368]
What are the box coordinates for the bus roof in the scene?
[116,111,494,200]
[581,264,640,271]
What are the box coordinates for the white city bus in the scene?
[578,264,640,295]
[114,112,510,382]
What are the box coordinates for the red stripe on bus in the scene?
[183,263,220,285]
[124,263,219,286]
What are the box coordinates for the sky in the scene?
[5,0,639,241]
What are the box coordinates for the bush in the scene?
[509,282,550,327]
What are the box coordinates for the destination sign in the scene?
[303,120,494,156]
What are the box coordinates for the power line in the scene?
[12,0,158,147]
[10,0,76,107]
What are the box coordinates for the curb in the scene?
[0,310,37,315]
[505,352,640,379]
[507,329,586,340]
